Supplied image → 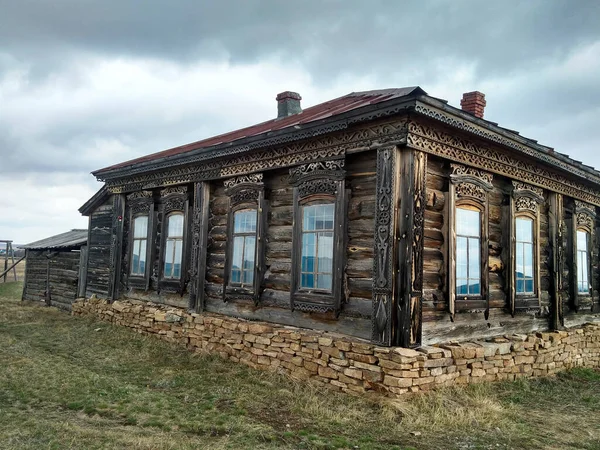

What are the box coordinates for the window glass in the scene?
[577,230,590,294]
[131,215,148,276]
[300,204,335,291]
[515,217,535,294]
[230,209,257,287]
[164,213,184,279]
[456,207,481,295]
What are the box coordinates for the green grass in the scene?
[1,281,599,449]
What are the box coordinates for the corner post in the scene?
[396,149,427,347]
[108,194,125,301]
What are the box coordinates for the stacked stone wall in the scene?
[73,298,600,396]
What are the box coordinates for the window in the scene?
[230,209,257,287]
[515,217,535,294]
[577,229,590,294]
[448,163,492,315]
[289,159,346,314]
[455,207,481,296]
[300,204,335,291]
[163,212,184,279]
[131,215,148,276]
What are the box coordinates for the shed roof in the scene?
[22,229,88,250]
[94,87,425,175]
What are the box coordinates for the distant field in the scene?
[0,258,25,283]
[0,282,599,449]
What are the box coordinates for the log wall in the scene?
[23,249,81,310]
[87,199,113,296]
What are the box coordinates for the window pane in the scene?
[234,210,257,234]
[164,239,174,276]
[173,240,183,278]
[302,232,316,273]
[516,218,533,243]
[243,236,256,271]
[516,243,524,279]
[468,237,480,280]
[317,273,332,290]
[456,280,468,295]
[303,205,317,231]
[134,216,148,238]
[317,232,334,274]
[523,243,533,278]
[232,236,244,273]
[577,230,588,251]
[469,280,480,295]
[231,269,241,284]
[168,213,184,238]
[301,273,315,289]
[139,240,147,274]
[456,236,468,279]
[456,208,480,237]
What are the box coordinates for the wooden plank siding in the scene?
[23,249,81,310]
[86,199,113,297]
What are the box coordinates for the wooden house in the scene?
[22,229,88,310]
[79,88,600,347]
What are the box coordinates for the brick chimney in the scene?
[460,91,486,119]
[276,91,302,118]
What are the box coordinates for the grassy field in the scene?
[0,258,25,284]
[0,282,599,450]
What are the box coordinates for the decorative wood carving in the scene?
[410,151,427,346]
[448,163,492,316]
[407,119,600,206]
[372,147,397,346]
[189,182,210,312]
[549,193,565,329]
[103,119,408,193]
[222,173,266,305]
[108,194,125,301]
[508,181,544,315]
[290,160,346,315]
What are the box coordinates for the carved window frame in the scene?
[290,160,346,315]
[572,200,596,310]
[508,182,544,314]
[126,191,154,291]
[222,174,266,304]
[157,186,190,294]
[448,164,493,315]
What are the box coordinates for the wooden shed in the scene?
[21,229,88,311]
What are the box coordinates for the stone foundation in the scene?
[72,298,600,396]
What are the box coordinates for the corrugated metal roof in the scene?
[95,87,424,174]
[22,229,88,250]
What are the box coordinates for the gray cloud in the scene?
[0,0,599,242]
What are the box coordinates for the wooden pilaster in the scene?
[549,192,564,329]
[189,182,210,312]
[372,146,400,346]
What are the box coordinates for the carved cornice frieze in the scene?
[289,160,345,184]
[223,173,263,189]
[414,102,600,186]
[407,120,600,206]
[160,186,187,197]
[512,181,544,213]
[126,190,152,201]
[105,119,408,193]
[450,163,493,202]
[575,200,596,231]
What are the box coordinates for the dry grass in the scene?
[0,258,25,283]
[0,281,599,449]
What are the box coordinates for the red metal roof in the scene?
[95,87,423,174]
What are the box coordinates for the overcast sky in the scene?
[1,0,599,244]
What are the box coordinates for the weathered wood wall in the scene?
[421,156,554,344]
[198,151,376,339]
[23,249,81,310]
[86,198,113,296]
